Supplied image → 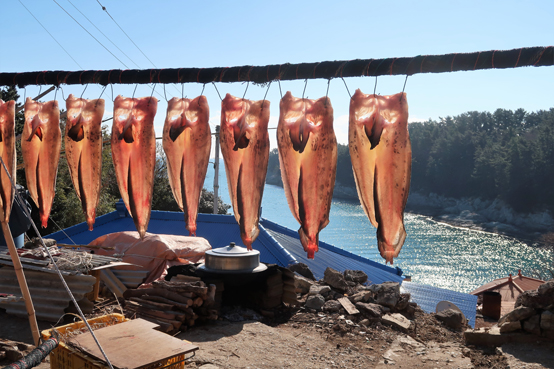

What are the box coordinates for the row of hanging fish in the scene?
[0,88,411,264]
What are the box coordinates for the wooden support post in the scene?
[88,269,101,301]
[1,221,40,346]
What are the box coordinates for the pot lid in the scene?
[207,242,259,257]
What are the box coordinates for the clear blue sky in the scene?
[2,0,553,152]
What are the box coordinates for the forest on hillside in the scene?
[267,107,554,215]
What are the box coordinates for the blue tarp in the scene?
[401,281,478,328]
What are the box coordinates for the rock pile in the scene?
[293,266,417,331]
[497,279,554,338]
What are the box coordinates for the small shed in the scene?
[470,270,545,318]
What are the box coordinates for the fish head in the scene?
[67,103,85,142]
[284,99,312,154]
[232,112,250,151]
[26,113,45,142]
[230,100,251,151]
[117,112,135,143]
[168,99,201,142]
[352,93,384,149]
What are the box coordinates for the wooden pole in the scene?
[0,220,40,346]
[213,125,220,215]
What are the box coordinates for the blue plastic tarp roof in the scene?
[260,218,403,283]
[401,281,478,328]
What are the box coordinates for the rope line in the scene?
[4,46,552,87]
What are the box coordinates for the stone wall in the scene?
[496,279,554,339]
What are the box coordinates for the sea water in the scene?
[205,161,553,293]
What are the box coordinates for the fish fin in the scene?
[127,158,144,239]
[297,171,318,258]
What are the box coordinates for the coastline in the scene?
[266,176,553,247]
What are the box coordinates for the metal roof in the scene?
[0,266,95,322]
[470,272,545,296]
[401,281,478,328]
[260,218,403,283]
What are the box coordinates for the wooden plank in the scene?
[69,318,198,369]
[338,297,360,315]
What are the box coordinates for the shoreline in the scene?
[265,179,553,248]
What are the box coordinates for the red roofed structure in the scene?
[470,270,545,318]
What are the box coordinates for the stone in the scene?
[435,309,465,330]
[522,314,541,335]
[382,313,412,331]
[540,310,554,330]
[374,282,401,308]
[308,284,331,296]
[359,319,370,327]
[323,300,342,313]
[498,306,536,325]
[305,294,325,310]
[395,293,411,311]
[323,267,349,291]
[355,302,385,318]
[199,365,221,369]
[349,291,372,304]
[288,262,316,280]
[515,290,553,309]
[344,270,368,284]
[294,274,314,294]
[499,320,521,333]
[538,280,554,296]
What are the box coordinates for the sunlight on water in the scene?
[205,162,553,293]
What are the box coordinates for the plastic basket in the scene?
[41,314,186,369]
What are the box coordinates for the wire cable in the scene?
[95,0,157,68]
[17,0,83,69]
[66,0,140,68]
[92,0,180,97]
[52,0,129,68]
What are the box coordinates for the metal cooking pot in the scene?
[199,242,268,273]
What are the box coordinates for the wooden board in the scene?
[68,318,198,369]
[338,297,360,315]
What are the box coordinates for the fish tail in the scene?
[242,237,253,251]
[299,227,318,259]
[86,217,95,231]
[377,226,406,265]
[40,213,48,228]
[187,224,197,237]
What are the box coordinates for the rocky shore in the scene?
[405,192,554,244]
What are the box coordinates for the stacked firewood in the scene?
[123,276,217,334]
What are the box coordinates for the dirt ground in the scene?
[2,308,554,369]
